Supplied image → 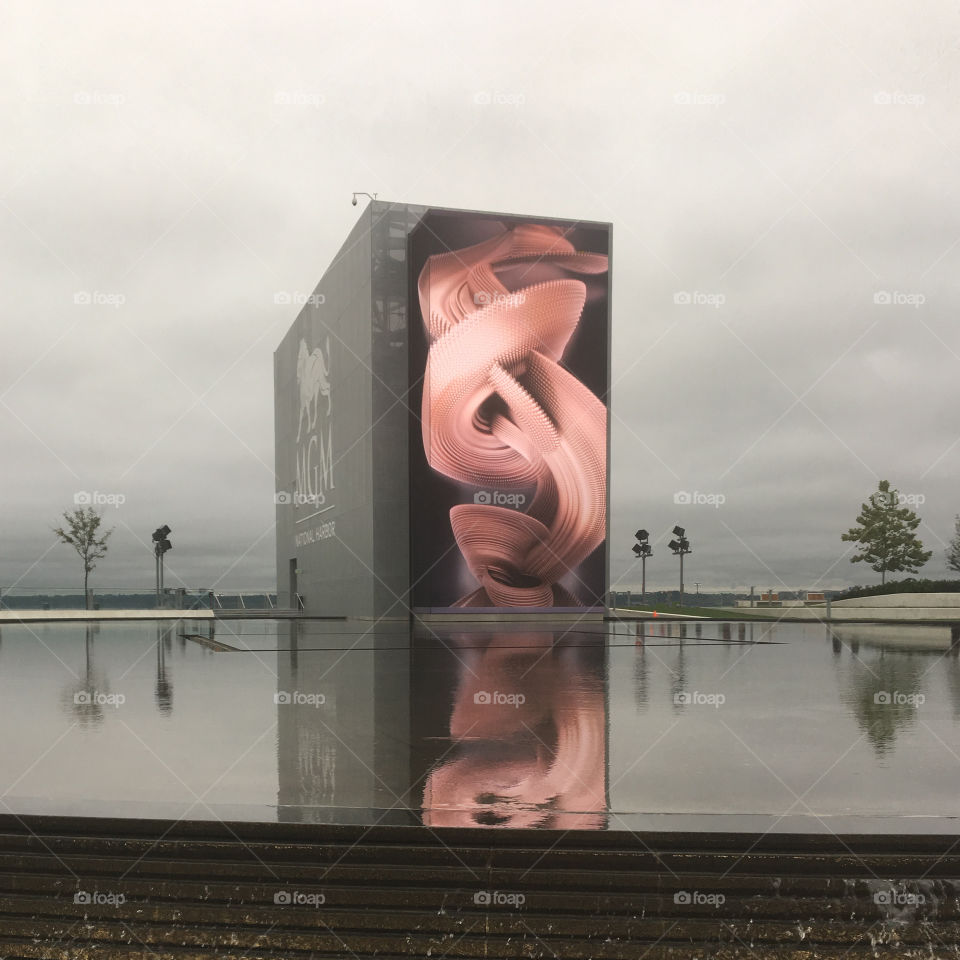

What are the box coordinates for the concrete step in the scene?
[0,816,957,958]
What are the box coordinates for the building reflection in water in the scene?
[14,615,960,823]
[417,632,607,830]
[276,620,412,822]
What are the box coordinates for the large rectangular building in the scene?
[274,201,611,619]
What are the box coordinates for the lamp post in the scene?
[151,525,172,607]
[667,525,692,608]
[632,529,653,603]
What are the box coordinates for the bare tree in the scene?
[53,507,113,609]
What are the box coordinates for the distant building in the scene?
[274,202,612,619]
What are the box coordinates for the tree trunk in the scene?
[84,567,89,610]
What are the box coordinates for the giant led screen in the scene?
[409,211,610,611]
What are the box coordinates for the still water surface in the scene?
[0,618,957,831]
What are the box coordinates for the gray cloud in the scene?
[1,0,957,596]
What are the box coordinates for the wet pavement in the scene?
[1,618,958,831]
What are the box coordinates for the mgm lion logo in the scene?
[296,336,331,441]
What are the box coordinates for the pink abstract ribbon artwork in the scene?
[421,633,606,829]
[417,223,608,607]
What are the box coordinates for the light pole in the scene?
[152,525,172,607]
[667,525,692,608]
[632,529,653,603]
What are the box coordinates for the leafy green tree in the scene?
[947,515,960,574]
[841,480,931,584]
[53,507,113,609]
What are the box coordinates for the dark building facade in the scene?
[274,201,611,619]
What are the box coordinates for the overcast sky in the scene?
[1,0,958,596]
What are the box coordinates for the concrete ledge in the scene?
[0,609,214,623]
[796,592,960,622]
[831,591,960,608]
[415,612,605,623]
[609,607,709,620]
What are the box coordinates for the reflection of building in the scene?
[276,623,411,821]
[415,632,608,829]
[274,202,611,619]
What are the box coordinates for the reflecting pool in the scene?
[0,618,958,831]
